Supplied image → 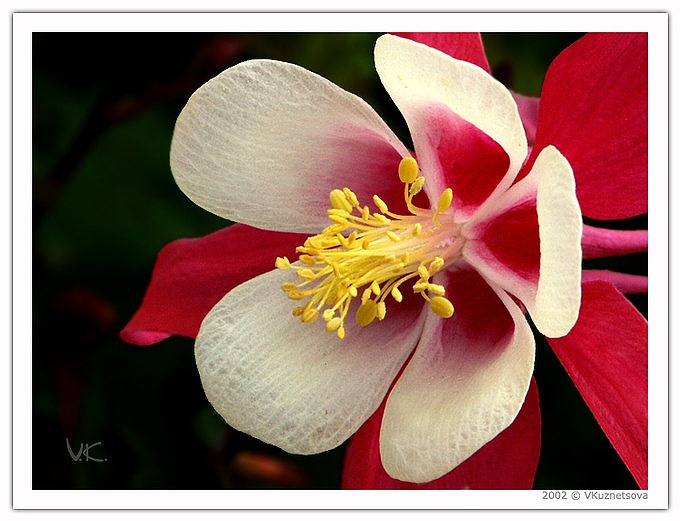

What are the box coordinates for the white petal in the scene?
[195,268,425,455]
[463,145,582,338]
[533,146,583,337]
[171,59,409,234]
[374,34,527,199]
[379,274,535,483]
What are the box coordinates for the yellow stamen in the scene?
[433,188,453,225]
[326,317,343,332]
[373,194,389,213]
[301,308,319,323]
[410,176,426,197]
[387,231,401,242]
[430,296,454,318]
[437,188,454,214]
[377,301,387,320]
[329,189,352,213]
[275,256,291,269]
[356,300,378,327]
[277,157,462,338]
[398,157,419,183]
[391,287,403,303]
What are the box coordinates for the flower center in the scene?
[276,157,464,339]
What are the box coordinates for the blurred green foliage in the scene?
[33,32,643,490]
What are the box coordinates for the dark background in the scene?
[32,32,646,489]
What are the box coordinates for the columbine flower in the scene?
[122,32,648,488]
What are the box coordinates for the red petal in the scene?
[394,32,491,73]
[528,33,648,219]
[415,102,510,216]
[342,378,540,489]
[472,197,540,285]
[548,281,648,488]
[120,224,307,345]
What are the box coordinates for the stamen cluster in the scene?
[276,157,459,339]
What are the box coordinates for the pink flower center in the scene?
[276,157,464,339]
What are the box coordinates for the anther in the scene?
[387,231,401,242]
[427,284,446,296]
[299,254,317,265]
[430,296,454,318]
[329,189,352,213]
[398,157,419,184]
[436,188,453,214]
[301,307,320,323]
[356,300,378,327]
[297,268,316,281]
[373,194,389,213]
[373,214,391,225]
[377,302,387,320]
[342,188,360,207]
[275,256,291,269]
[410,177,425,197]
[391,287,403,302]
[326,317,342,332]
[430,257,445,272]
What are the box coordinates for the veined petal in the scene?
[374,34,527,201]
[171,59,410,234]
[342,378,541,489]
[195,268,425,455]
[548,281,648,488]
[379,268,535,483]
[394,32,491,73]
[464,145,582,338]
[120,224,306,345]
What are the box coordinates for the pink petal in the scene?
[468,195,540,285]
[512,92,540,146]
[548,281,648,488]
[120,224,306,345]
[378,268,536,482]
[342,378,540,489]
[411,101,510,217]
[394,32,491,73]
[375,35,528,203]
[581,270,648,294]
[465,145,582,338]
[527,33,648,220]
